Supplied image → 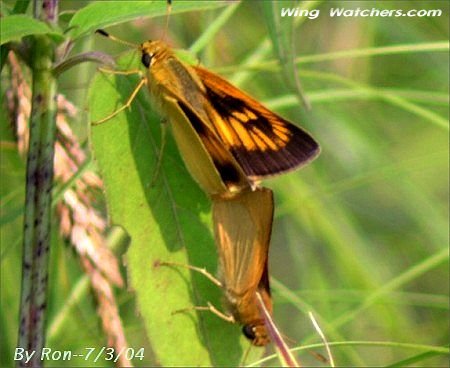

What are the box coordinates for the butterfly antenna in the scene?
[240,343,252,366]
[162,0,172,41]
[95,29,139,48]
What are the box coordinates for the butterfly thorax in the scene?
[223,286,272,320]
[140,41,209,120]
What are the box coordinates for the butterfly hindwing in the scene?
[194,66,320,179]
[212,187,274,296]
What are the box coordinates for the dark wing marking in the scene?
[194,66,320,179]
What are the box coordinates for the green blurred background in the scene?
[1,0,448,366]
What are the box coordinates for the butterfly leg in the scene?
[157,261,234,323]
[157,260,223,287]
[98,67,142,76]
[92,77,147,125]
[172,302,235,324]
[149,118,168,186]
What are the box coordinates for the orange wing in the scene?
[212,187,273,298]
[194,66,320,180]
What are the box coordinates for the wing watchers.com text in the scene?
[281,7,443,20]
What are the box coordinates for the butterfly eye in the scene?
[242,325,256,341]
[141,52,152,68]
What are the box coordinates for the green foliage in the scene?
[0,15,62,45]
[1,0,449,367]
[68,1,227,39]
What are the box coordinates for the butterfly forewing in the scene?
[194,66,320,180]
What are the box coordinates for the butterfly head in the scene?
[242,323,270,346]
[139,40,172,69]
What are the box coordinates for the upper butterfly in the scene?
[95,30,320,196]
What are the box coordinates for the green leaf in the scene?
[88,53,260,365]
[0,15,61,45]
[69,0,228,40]
[262,1,311,109]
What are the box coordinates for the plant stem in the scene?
[17,2,58,366]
